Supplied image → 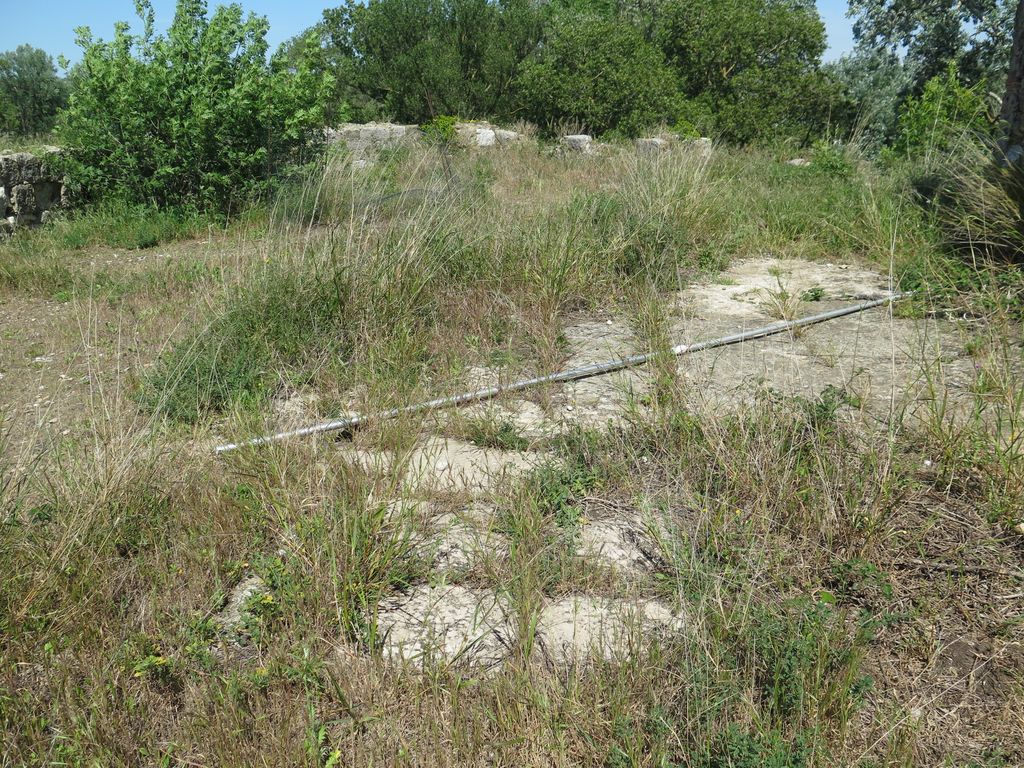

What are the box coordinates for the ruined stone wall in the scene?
[0,149,66,234]
[326,120,711,165]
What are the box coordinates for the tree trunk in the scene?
[1001,0,1024,164]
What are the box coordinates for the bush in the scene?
[891,63,996,159]
[57,0,332,213]
[515,14,679,137]
[142,259,354,422]
[826,48,914,151]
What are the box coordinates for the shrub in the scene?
[515,13,679,137]
[142,259,354,422]
[57,0,332,213]
[891,63,996,159]
[825,48,915,151]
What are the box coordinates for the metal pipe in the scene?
[214,292,912,454]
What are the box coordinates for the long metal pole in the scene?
[214,292,911,454]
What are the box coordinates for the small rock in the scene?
[475,127,496,147]
[786,158,811,167]
[537,596,685,664]
[214,575,268,633]
[493,128,524,145]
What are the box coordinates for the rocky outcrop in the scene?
[0,149,66,233]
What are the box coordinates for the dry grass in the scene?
[1,140,1022,767]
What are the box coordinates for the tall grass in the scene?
[2,140,1021,766]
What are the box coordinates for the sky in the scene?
[3,0,858,67]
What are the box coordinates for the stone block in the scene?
[561,134,594,154]
[11,183,37,216]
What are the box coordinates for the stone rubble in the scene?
[0,149,66,232]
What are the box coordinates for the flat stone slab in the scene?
[578,517,660,575]
[376,585,515,670]
[553,317,652,427]
[667,257,973,418]
[342,436,540,494]
[451,397,555,441]
[404,437,539,493]
[537,596,684,664]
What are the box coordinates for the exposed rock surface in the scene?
[214,575,269,634]
[537,596,685,664]
[355,256,968,675]
[376,585,515,669]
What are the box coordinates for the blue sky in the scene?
[3,0,857,67]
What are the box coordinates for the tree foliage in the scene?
[58,0,332,212]
[343,0,545,123]
[293,0,836,141]
[0,45,68,136]
[653,0,836,143]
[516,13,679,136]
[892,62,996,157]
[827,48,915,150]
[848,0,1014,91]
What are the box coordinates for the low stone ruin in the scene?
[0,149,66,233]
[453,120,526,148]
[561,134,596,154]
[326,120,530,166]
[325,122,422,168]
[325,120,712,167]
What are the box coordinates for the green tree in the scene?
[515,13,679,136]
[281,5,364,123]
[328,0,544,123]
[58,0,332,212]
[1001,0,1024,163]
[656,0,836,143]
[0,45,68,136]
[848,0,1014,91]
[826,47,915,150]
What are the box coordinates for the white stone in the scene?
[494,128,523,145]
[475,127,497,147]
[562,134,594,154]
[537,596,684,664]
[787,157,811,167]
[376,585,514,669]
[214,575,268,632]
